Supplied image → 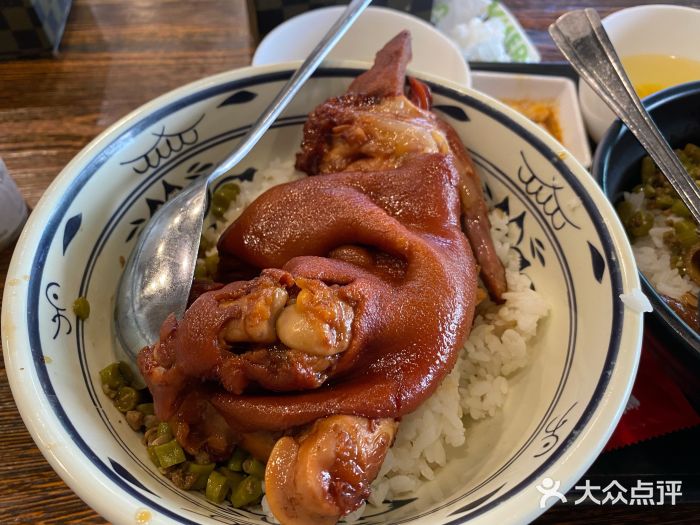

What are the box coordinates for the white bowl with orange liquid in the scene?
[578,4,700,142]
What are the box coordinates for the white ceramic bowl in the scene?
[472,71,592,167]
[252,6,471,87]
[3,62,643,524]
[579,4,700,142]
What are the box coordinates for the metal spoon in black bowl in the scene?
[549,9,700,226]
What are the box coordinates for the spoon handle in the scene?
[549,9,700,225]
[205,0,372,187]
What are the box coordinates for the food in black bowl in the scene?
[593,80,700,403]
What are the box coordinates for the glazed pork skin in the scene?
[214,153,478,432]
[294,30,506,300]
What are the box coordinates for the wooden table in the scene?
[1,1,699,523]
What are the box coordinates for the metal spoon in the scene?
[115,0,372,364]
[549,9,700,226]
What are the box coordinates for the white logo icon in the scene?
[536,477,567,508]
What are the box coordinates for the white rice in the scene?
[205,160,549,514]
[620,191,698,301]
[619,287,653,313]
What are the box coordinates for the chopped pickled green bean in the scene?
[114,386,139,412]
[226,447,247,472]
[217,467,245,488]
[99,363,126,389]
[616,200,635,225]
[219,182,240,200]
[205,470,230,503]
[655,194,674,209]
[211,182,240,219]
[154,439,186,468]
[675,220,699,248]
[211,204,227,219]
[685,143,700,162]
[118,363,134,385]
[212,183,240,207]
[72,296,90,320]
[186,462,216,491]
[230,475,262,508]
[242,457,265,478]
[671,199,691,218]
[627,210,654,238]
[156,422,173,441]
[137,403,155,415]
[147,445,160,467]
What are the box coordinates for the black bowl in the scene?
[593,81,700,400]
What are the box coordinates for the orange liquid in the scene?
[622,54,700,98]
